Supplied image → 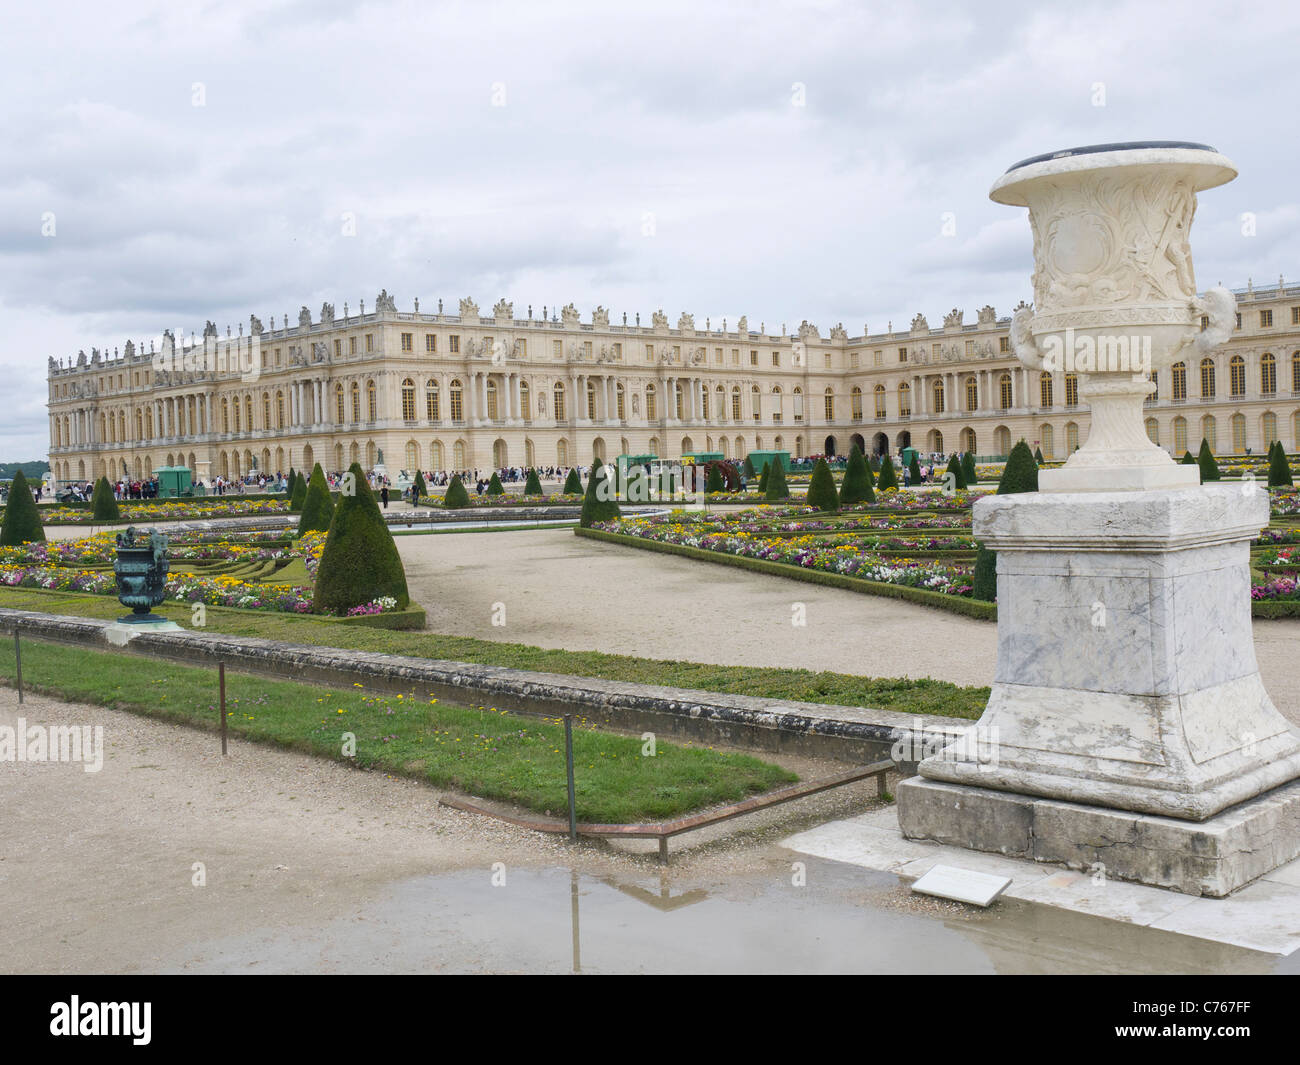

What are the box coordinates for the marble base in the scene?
[104,619,183,646]
[916,484,1300,821]
[1040,463,1200,493]
[897,775,1300,898]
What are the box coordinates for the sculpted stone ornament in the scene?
[493,298,513,320]
[592,306,609,328]
[897,143,1300,897]
[320,302,335,326]
[651,309,669,331]
[561,303,580,327]
[459,297,479,321]
[299,306,312,327]
[910,313,929,334]
[990,142,1237,492]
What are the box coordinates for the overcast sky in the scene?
[3,0,1297,459]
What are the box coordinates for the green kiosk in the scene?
[155,466,194,499]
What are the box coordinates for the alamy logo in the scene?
[50,996,151,1045]
[0,719,104,772]
[1040,327,1152,377]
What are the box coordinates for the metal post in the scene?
[14,630,22,705]
[564,713,577,842]
[219,662,228,756]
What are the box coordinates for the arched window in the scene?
[1065,422,1079,452]
[961,427,976,453]
[402,378,416,422]
[1145,418,1159,445]
[1231,412,1246,454]
[453,440,466,469]
[714,384,725,421]
[262,392,271,429]
[700,383,709,420]
[1202,414,1217,453]
[751,385,761,420]
[730,386,741,421]
[998,373,1013,410]
[276,391,285,429]
[366,379,377,421]
[823,387,834,421]
[898,381,911,416]
[1292,352,1300,393]
[675,381,685,420]
[554,383,566,422]
[425,379,440,421]
[556,439,568,466]
[449,379,464,422]
[965,377,978,411]
[1200,358,1216,398]
[334,385,344,423]
[1263,411,1278,448]
[520,381,531,422]
[1229,355,1245,397]
[1039,372,1053,409]
[850,386,863,422]
[1261,353,1276,395]
[1173,415,1187,454]
[350,382,360,423]
[874,384,887,418]
[230,401,239,434]
[430,440,444,470]
[1040,424,1054,458]
[406,440,420,469]
[932,379,945,413]
[995,425,1011,455]
[222,399,230,433]
[1065,373,1079,407]
[771,385,782,423]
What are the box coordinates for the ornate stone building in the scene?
[46,280,1300,484]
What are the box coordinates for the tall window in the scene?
[700,384,709,419]
[366,380,377,421]
[350,382,360,422]
[647,385,657,421]
[850,387,863,422]
[898,381,911,416]
[1172,361,1187,400]
[554,383,566,422]
[752,385,761,420]
[1066,422,1079,451]
[1263,411,1278,446]
[245,396,253,430]
[771,386,782,423]
[965,377,978,411]
[1262,352,1276,394]
[1173,416,1187,453]
[1200,358,1216,398]
[824,388,834,421]
[1293,352,1300,393]
[792,386,803,421]
[730,387,740,421]
[1065,373,1079,407]
[1040,424,1054,458]
[263,392,271,428]
[874,384,887,418]
[426,380,440,421]
[932,380,945,413]
[616,383,625,421]
[402,379,416,422]
[487,380,499,421]
[1039,372,1053,409]
[449,380,463,422]
[1229,355,1245,397]
[276,391,285,428]
[1145,418,1159,444]
[335,386,344,423]
[999,373,1013,410]
[1231,413,1246,454]
[586,380,597,420]
[1203,415,1217,452]
[520,381,531,422]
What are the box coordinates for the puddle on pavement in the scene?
[161,856,1289,974]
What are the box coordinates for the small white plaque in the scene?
[911,863,1011,907]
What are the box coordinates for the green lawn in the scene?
[0,637,796,823]
[0,587,990,718]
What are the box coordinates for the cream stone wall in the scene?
[46,282,1300,484]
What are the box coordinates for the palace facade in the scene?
[46,281,1300,485]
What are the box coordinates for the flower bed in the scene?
[418,493,584,509]
[16,498,291,525]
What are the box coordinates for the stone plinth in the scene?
[908,484,1300,823]
[897,775,1300,898]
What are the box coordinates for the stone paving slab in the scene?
[781,806,1300,955]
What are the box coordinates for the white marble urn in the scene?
[991,142,1237,491]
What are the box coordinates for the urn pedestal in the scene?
[895,143,1300,897]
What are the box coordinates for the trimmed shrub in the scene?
[877,454,898,491]
[908,454,922,484]
[0,470,44,545]
[443,474,471,508]
[706,464,724,493]
[413,470,427,500]
[297,463,336,534]
[285,468,297,498]
[758,461,771,494]
[312,462,409,615]
[1269,442,1294,488]
[704,460,740,492]
[743,455,756,479]
[524,468,544,496]
[764,459,790,500]
[804,457,840,511]
[289,469,308,511]
[1197,438,1220,482]
[1033,446,1044,465]
[1180,450,1196,465]
[962,452,977,486]
[840,444,874,504]
[487,472,505,496]
[579,457,622,528]
[563,468,582,494]
[971,544,997,601]
[944,454,966,491]
[91,477,121,521]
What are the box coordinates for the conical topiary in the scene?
[91,476,121,521]
[758,461,770,494]
[0,470,44,545]
[311,462,409,615]
[579,457,622,528]
[285,468,297,498]
[487,472,504,496]
[1197,438,1220,482]
[563,467,582,494]
[1180,450,1196,465]
[804,457,839,511]
[289,469,308,511]
[297,463,336,534]
[1269,441,1294,488]
[962,452,977,486]
[413,470,427,500]
[876,453,898,491]
[765,459,790,500]
[443,474,470,508]
[971,440,1039,601]
[743,455,756,479]
[524,468,544,496]
[1033,446,1044,465]
[944,454,966,491]
[706,464,724,493]
[840,444,874,505]
[908,454,922,484]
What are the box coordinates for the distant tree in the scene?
[487,472,505,496]
[297,463,336,534]
[1197,438,1220,482]
[91,476,121,521]
[804,457,840,511]
[289,469,308,511]
[443,474,471,508]
[563,468,582,494]
[1180,450,1197,465]
[944,454,966,491]
[706,464,724,493]
[1033,446,1044,465]
[311,462,409,615]
[764,458,790,500]
[840,444,874,504]
[1269,441,1294,488]
[758,461,771,494]
[961,451,977,486]
[876,454,898,491]
[524,468,544,496]
[908,454,922,484]
[743,455,756,479]
[579,456,621,528]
